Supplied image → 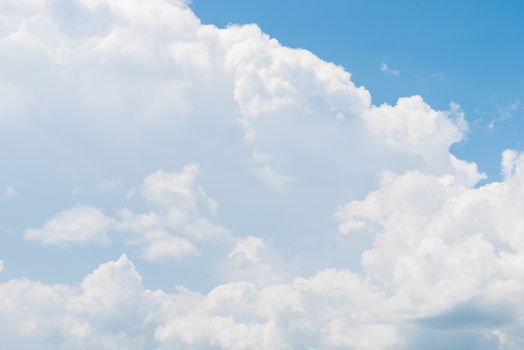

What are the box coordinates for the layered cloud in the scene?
[0,0,521,349]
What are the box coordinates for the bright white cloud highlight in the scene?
[364,97,464,161]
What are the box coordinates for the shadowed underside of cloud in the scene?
[0,0,523,349]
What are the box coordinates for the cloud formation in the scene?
[24,205,113,246]
[0,0,521,349]
[116,165,231,261]
[0,255,398,350]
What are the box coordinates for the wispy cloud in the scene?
[380,62,400,76]
[487,99,521,131]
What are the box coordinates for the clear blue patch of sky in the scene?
[192,0,524,182]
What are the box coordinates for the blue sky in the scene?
[1,1,524,349]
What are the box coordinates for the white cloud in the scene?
[26,164,229,263]
[502,149,518,178]
[0,0,467,197]
[0,255,153,350]
[363,97,465,160]
[380,62,400,76]
[362,97,485,186]
[72,254,146,320]
[116,165,231,262]
[0,256,399,350]
[1,0,523,348]
[24,205,113,246]
[336,151,524,322]
[141,234,199,262]
[228,236,266,264]
[224,236,280,285]
[10,148,524,350]
[141,165,220,218]
[137,166,228,241]
[324,321,401,350]
[0,260,4,273]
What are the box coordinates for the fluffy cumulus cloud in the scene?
[334,154,524,348]
[0,256,152,350]
[24,205,113,246]
[116,164,231,261]
[1,0,523,349]
[0,255,397,350]
[25,164,230,260]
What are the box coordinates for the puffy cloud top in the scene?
[0,0,521,349]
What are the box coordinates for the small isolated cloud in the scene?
[380,62,400,76]
[24,205,113,246]
[0,260,4,273]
